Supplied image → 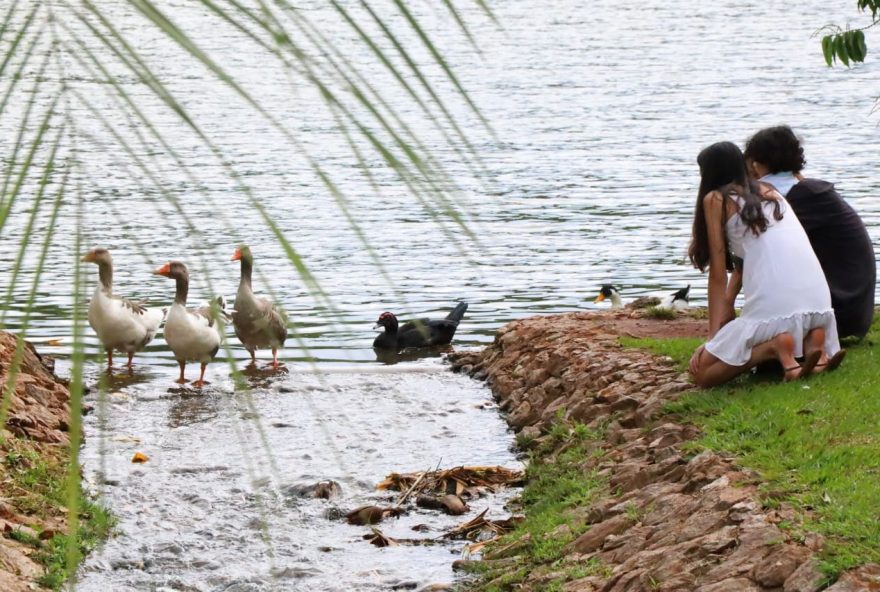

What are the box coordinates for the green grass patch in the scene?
[621,318,880,577]
[473,423,609,591]
[1,438,114,590]
[618,335,702,372]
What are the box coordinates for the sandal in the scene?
[799,350,822,379]
[815,349,847,372]
[784,350,821,382]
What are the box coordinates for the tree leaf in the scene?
[822,35,834,67]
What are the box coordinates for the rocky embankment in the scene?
[450,311,877,592]
[0,332,72,592]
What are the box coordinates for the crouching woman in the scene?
[687,142,843,388]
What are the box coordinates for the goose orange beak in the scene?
[153,263,171,277]
[81,251,96,263]
[231,248,242,261]
[594,293,605,303]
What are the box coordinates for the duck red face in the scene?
[373,311,397,330]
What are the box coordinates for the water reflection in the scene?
[160,390,223,429]
[373,345,454,365]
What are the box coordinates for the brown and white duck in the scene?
[373,302,468,350]
[230,245,288,367]
[153,261,228,387]
[82,248,165,369]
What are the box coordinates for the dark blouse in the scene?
[787,179,876,338]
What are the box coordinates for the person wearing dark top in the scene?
[744,125,876,339]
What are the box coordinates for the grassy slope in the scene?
[621,318,880,576]
[1,437,113,589]
[468,424,611,591]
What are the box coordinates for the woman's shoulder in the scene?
[755,181,783,201]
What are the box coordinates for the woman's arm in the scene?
[721,266,742,328]
[703,192,730,338]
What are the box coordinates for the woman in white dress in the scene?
[687,142,843,388]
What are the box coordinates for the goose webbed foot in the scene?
[175,360,188,384]
[192,362,209,388]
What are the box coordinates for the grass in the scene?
[1,437,114,590]
[621,318,880,578]
[472,423,609,591]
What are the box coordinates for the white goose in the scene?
[153,261,227,387]
[82,248,165,369]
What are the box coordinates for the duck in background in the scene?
[594,284,624,309]
[82,248,165,370]
[594,284,691,311]
[373,302,468,350]
[658,285,691,311]
[230,245,288,368]
[153,261,228,387]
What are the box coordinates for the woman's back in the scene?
[725,193,832,321]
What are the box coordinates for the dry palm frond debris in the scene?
[442,508,524,541]
[377,465,524,499]
[364,528,439,548]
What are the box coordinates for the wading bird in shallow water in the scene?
[153,261,228,387]
[82,248,165,370]
[373,302,468,350]
[230,245,288,368]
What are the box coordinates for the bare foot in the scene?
[175,378,189,385]
[192,380,209,388]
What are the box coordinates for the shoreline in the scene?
[448,309,874,591]
[0,331,110,591]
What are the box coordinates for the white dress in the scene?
[705,193,841,366]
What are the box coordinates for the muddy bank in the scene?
[0,332,72,591]
[449,310,874,591]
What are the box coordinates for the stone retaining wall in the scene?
[450,311,874,592]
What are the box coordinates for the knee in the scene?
[693,370,713,389]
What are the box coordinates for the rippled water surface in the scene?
[1,0,879,589]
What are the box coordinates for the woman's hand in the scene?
[689,344,705,376]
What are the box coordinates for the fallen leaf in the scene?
[131,452,149,464]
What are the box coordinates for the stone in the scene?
[695,578,761,592]
[823,563,880,591]
[783,557,826,592]
[751,544,810,587]
[570,515,636,554]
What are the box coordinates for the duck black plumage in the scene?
[373,302,468,350]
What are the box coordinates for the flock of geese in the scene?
[81,247,469,386]
[82,247,691,387]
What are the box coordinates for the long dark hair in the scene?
[688,141,783,272]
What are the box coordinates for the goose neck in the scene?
[239,258,253,289]
[97,262,113,292]
[174,275,189,305]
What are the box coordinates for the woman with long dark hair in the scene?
[687,142,842,388]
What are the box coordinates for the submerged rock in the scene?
[283,480,342,499]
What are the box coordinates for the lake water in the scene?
[1,0,878,589]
